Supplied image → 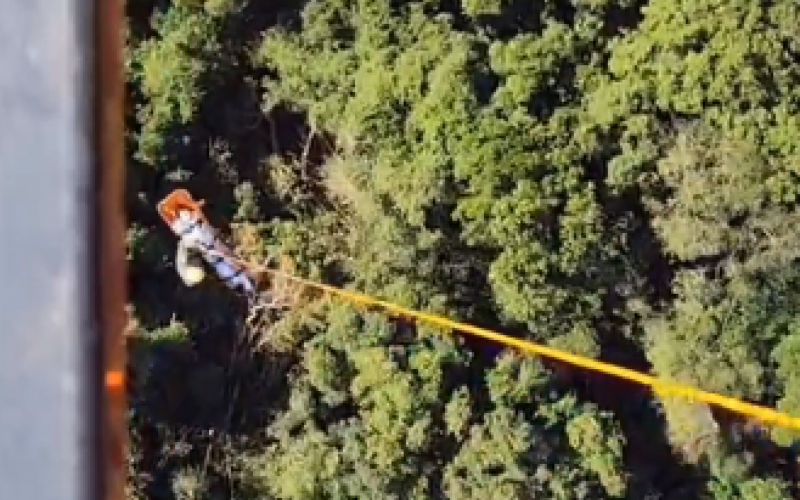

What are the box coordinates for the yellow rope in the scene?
[252,266,800,432]
[197,240,800,432]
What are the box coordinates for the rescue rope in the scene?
[244,262,800,432]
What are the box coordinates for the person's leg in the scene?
[212,259,257,295]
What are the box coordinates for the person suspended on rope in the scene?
[173,210,257,294]
[157,189,259,303]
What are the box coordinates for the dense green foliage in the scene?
[126,0,800,498]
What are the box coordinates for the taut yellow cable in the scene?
[237,256,800,432]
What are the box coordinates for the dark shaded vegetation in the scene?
[126,0,800,498]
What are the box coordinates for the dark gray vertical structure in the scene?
[0,0,126,499]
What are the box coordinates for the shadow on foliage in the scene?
[714,411,800,488]
[469,0,574,38]
[128,314,295,499]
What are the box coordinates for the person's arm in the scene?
[175,238,206,286]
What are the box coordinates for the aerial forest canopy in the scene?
[125,0,800,498]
